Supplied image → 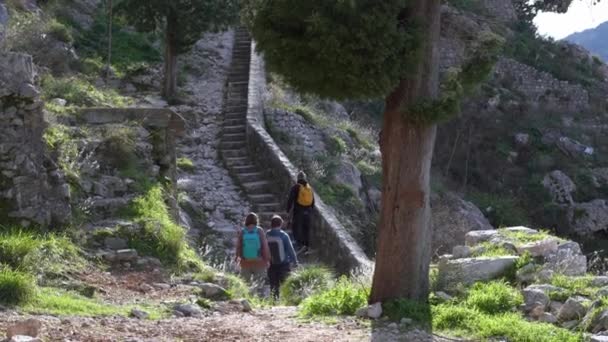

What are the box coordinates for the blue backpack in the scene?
[242,227,261,259]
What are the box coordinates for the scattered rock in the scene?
[6,319,41,338]
[543,241,587,276]
[452,245,471,259]
[174,303,203,318]
[437,256,518,289]
[561,320,579,330]
[130,308,149,320]
[50,98,67,107]
[516,263,538,283]
[198,283,229,299]
[543,170,576,205]
[465,230,499,246]
[514,133,530,146]
[240,299,252,313]
[8,336,41,342]
[556,136,594,159]
[114,249,138,262]
[104,237,128,250]
[367,302,383,319]
[400,318,413,325]
[557,296,588,322]
[434,291,453,302]
[522,288,549,312]
[152,283,171,290]
[139,283,154,293]
[591,335,608,342]
[516,238,559,257]
[539,312,558,324]
[592,276,608,287]
[568,200,608,235]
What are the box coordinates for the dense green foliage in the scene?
[0,268,37,306]
[299,277,369,317]
[117,0,239,54]
[464,281,523,314]
[124,185,203,272]
[279,265,333,305]
[243,0,421,100]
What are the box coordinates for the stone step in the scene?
[223,118,244,126]
[226,100,248,107]
[220,141,246,149]
[221,148,248,158]
[222,133,246,142]
[241,180,273,194]
[255,202,282,213]
[231,165,258,174]
[236,171,265,183]
[228,81,249,87]
[248,193,276,204]
[223,125,246,134]
[227,77,249,83]
[224,105,248,112]
[224,157,251,167]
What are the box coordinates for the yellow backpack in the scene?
[297,184,314,206]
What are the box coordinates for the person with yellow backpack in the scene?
[286,171,315,254]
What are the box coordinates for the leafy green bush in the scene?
[299,277,368,317]
[177,157,195,173]
[41,75,133,108]
[432,303,582,341]
[280,265,333,305]
[0,268,37,306]
[327,136,347,155]
[124,185,203,272]
[0,229,83,276]
[465,281,523,314]
[468,192,529,227]
[48,19,73,43]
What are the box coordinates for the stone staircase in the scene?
[220,28,288,228]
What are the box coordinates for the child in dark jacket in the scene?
[266,215,298,299]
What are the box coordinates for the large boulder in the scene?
[516,238,559,257]
[437,256,518,290]
[522,287,550,312]
[543,170,576,205]
[543,241,587,276]
[0,53,37,98]
[557,296,588,322]
[333,161,363,195]
[432,192,493,253]
[556,136,594,159]
[568,200,608,235]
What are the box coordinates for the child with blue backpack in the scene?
[266,215,298,299]
[236,213,270,283]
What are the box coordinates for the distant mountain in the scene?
[565,21,608,61]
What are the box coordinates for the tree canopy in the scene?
[243,0,421,100]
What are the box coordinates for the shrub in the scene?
[125,185,203,272]
[0,268,37,306]
[280,265,333,305]
[0,229,83,277]
[177,157,195,173]
[41,75,133,108]
[327,136,347,155]
[100,125,137,170]
[299,277,369,317]
[383,298,433,324]
[48,19,73,43]
[468,192,529,227]
[465,281,523,314]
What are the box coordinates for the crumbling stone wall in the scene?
[0,53,71,227]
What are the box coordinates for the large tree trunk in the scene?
[163,12,178,100]
[369,0,441,303]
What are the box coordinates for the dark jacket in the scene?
[286,180,315,212]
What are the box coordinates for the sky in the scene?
[534,0,608,39]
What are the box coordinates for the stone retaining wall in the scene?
[0,53,71,227]
[245,42,372,274]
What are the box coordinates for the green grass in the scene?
[72,13,160,76]
[0,229,84,276]
[0,268,37,306]
[24,288,168,319]
[280,265,333,305]
[123,185,203,273]
[299,276,369,317]
[498,228,558,244]
[472,242,514,257]
[41,75,133,109]
[548,274,597,300]
[177,157,196,173]
[464,281,523,314]
[433,304,582,342]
